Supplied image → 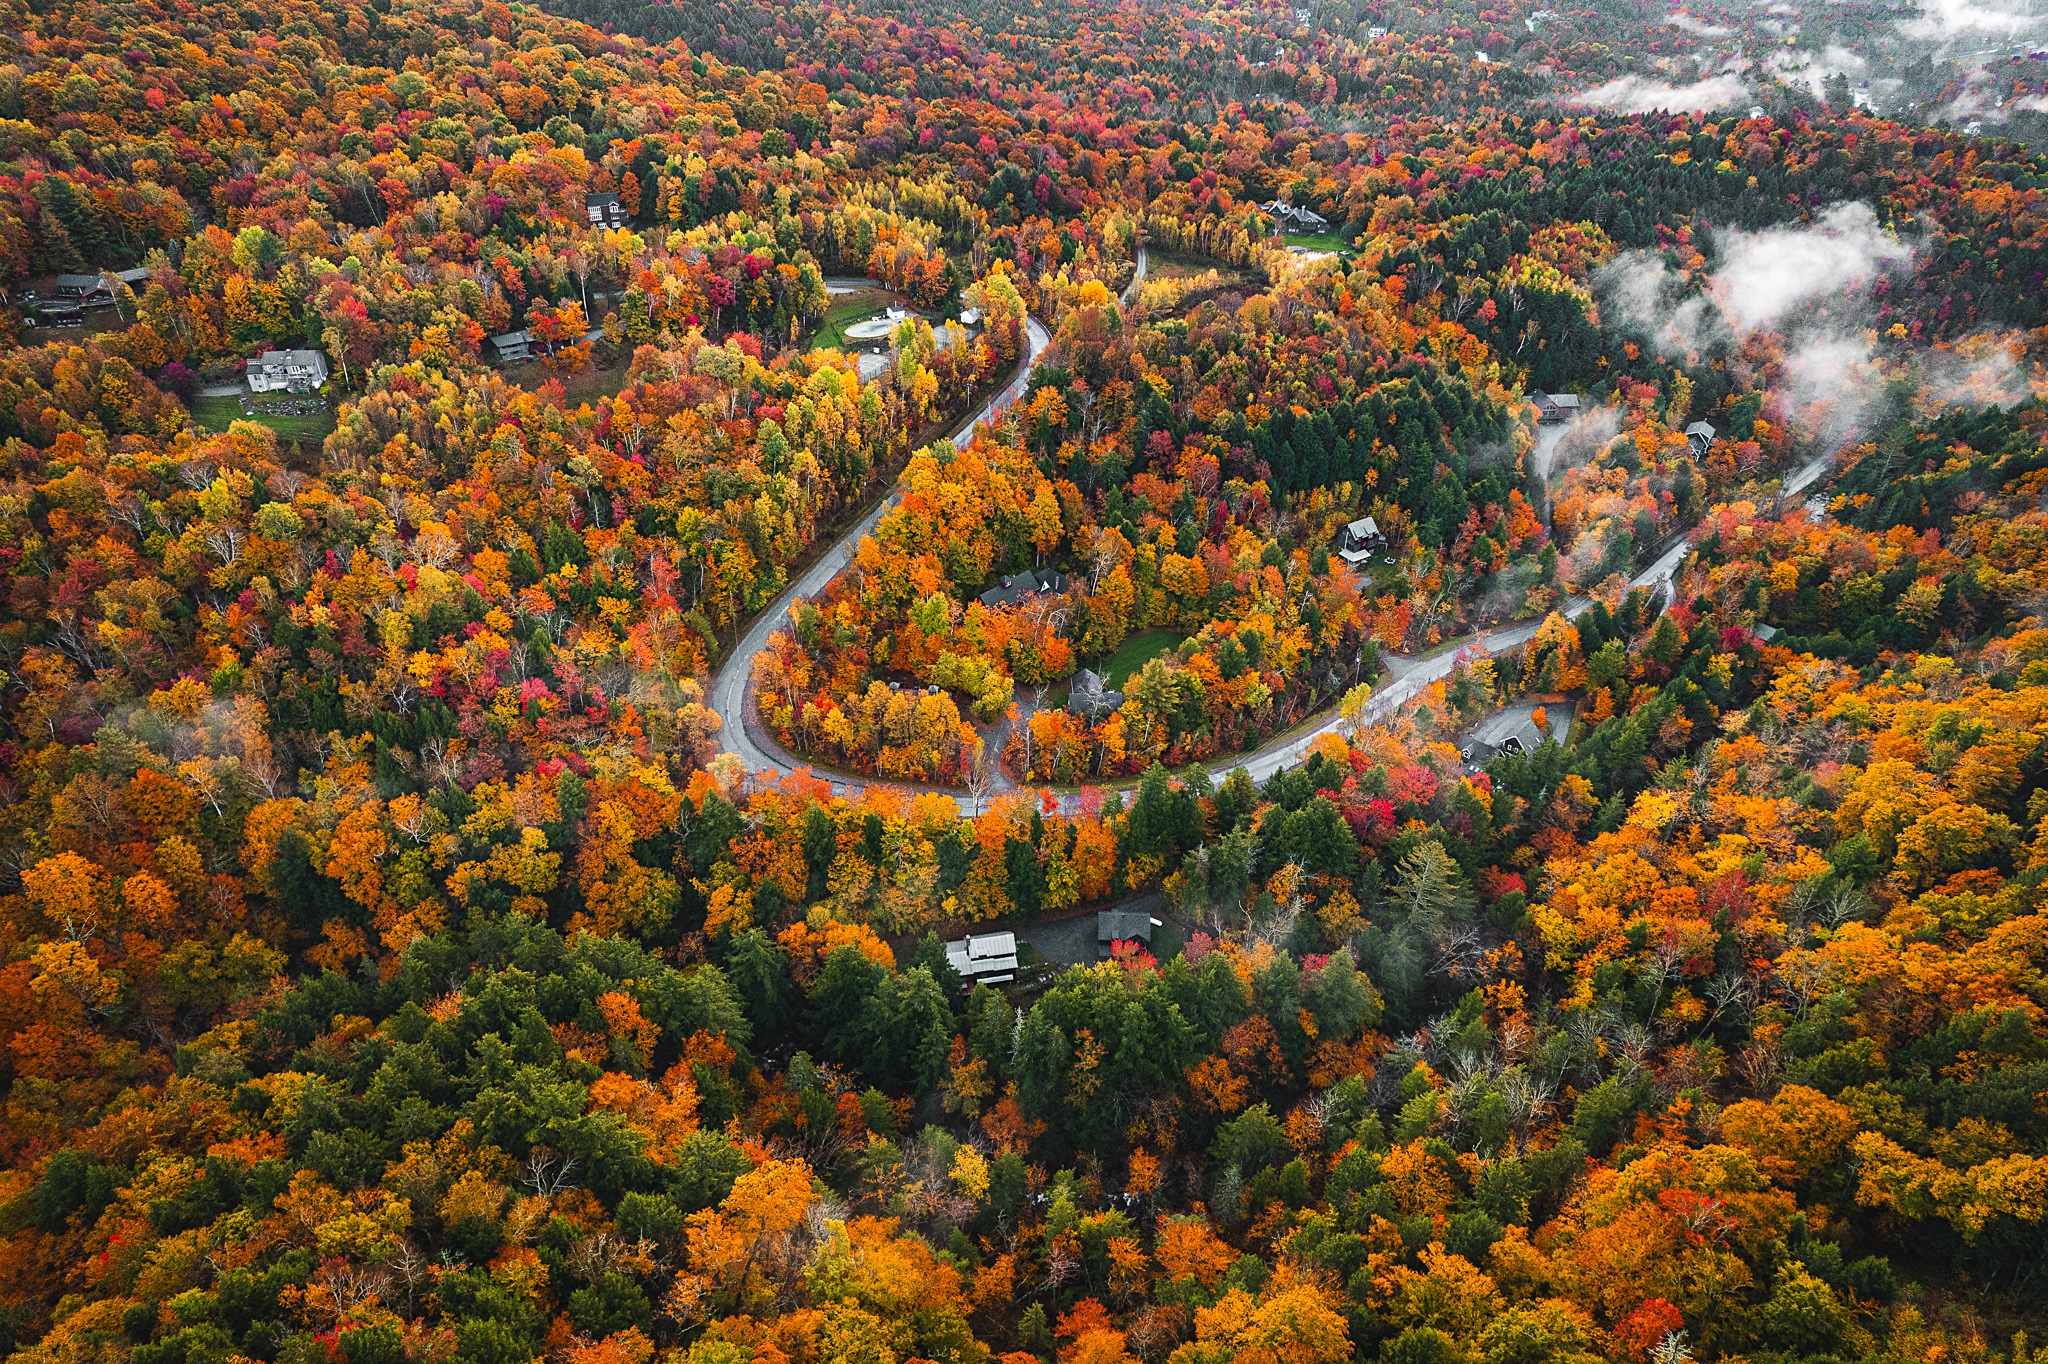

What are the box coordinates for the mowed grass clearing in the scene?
[807,289,894,354]
[190,395,337,445]
[1101,629,1183,689]
[1282,232,1352,252]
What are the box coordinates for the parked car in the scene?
[19,301,83,328]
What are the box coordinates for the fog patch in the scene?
[1596,202,1919,459]
[1666,9,1731,36]
[1768,45,1869,102]
[1901,0,2043,41]
[1565,72,1749,113]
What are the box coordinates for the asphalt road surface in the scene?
[703,264,1826,811]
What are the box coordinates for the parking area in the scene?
[1460,699,1575,770]
[1017,894,1184,969]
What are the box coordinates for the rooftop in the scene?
[1097,909,1157,944]
[977,567,1066,610]
[945,931,1019,982]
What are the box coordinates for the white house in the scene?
[944,931,1019,986]
[584,192,630,228]
[248,349,328,393]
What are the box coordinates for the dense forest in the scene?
[0,0,2044,1362]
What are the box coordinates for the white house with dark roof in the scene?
[584,192,630,228]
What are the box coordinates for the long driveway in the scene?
[704,250,1826,809]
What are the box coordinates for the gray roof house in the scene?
[1067,668,1124,723]
[1260,200,1330,234]
[1685,421,1717,455]
[977,567,1066,610]
[944,931,1019,986]
[1531,391,1582,423]
[247,349,329,393]
[489,331,534,364]
[1097,909,1160,957]
[1335,515,1385,566]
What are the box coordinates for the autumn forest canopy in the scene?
[0,0,2047,1363]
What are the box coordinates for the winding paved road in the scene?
[703,248,1832,810]
[705,283,1068,798]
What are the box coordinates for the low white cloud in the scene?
[1768,45,1868,102]
[1598,204,1917,346]
[1935,83,1997,124]
[1567,72,1749,112]
[1666,9,1730,36]
[1711,202,1914,333]
[1901,0,2043,40]
[1596,203,1923,460]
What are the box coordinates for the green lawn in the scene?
[806,290,892,354]
[1101,629,1183,689]
[190,395,337,446]
[1282,232,1352,252]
